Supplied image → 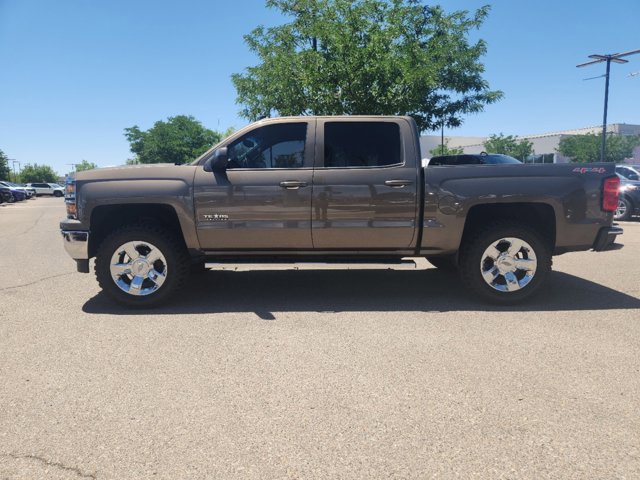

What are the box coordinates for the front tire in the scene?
[95,224,190,308]
[459,222,552,304]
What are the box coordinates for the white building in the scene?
[420,123,640,163]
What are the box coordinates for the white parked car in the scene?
[26,182,65,197]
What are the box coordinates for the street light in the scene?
[577,48,640,162]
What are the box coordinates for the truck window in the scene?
[227,123,307,169]
[323,122,401,168]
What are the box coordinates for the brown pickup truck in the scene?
[61,116,623,307]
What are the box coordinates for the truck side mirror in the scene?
[204,147,229,172]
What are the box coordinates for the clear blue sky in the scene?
[1,0,639,175]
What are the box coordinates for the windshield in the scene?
[616,166,640,180]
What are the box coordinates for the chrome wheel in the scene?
[479,237,537,292]
[615,199,627,220]
[109,241,167,296]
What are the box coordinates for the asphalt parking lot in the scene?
[1,197,639,479]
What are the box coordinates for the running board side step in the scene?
[204,258,421,271]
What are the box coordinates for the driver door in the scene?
[194,119,315,250]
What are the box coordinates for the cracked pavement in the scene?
[1,197,639,479]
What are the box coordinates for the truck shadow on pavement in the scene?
[82,269,640,317]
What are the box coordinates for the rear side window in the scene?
[323,122,401,168]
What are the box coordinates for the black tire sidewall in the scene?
[614,197,631,221]
[95,225,189,308]
[459,224,552,304]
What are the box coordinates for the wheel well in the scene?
[620,193,635,207]
[461,203,556,250]
[89,204,185,257]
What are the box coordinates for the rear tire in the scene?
[459,222,552,304]
[95,224,190,308]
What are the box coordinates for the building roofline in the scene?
[518,123,640,140]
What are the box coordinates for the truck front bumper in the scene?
[592,225,624,251]
[61,230,90,272]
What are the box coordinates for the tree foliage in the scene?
[75,160,98,172]
[124,115,222,165]
[0,149,11,181]
[429,139,464,157]
[483,134,533,160]
[557,133,640,163]
[232,0,502,131]
[19,163,59,183]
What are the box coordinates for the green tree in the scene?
[75,160,98,172]
[232,0,502,131]
[124,115,222,165]
[0,149,11,181]
[221,126,237,139]
[557,133,640,163]
[607,135,640,163]
[429,140,464,157]
[483,134,533,160]
[19,163,59,183]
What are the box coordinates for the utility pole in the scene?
[10,159,20,182]
[577,48,640,161]
[66,163,78,172]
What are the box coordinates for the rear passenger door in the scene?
[311,118,419,249]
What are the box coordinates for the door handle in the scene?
[279,181,308,189]
[384,179,413,188]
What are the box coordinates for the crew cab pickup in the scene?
[61,116,623,307]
